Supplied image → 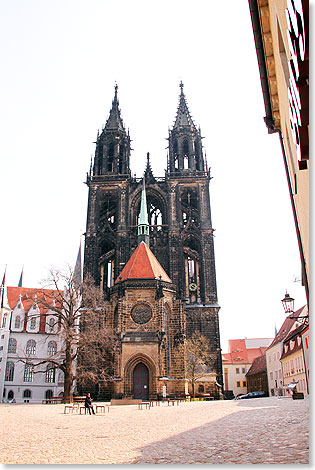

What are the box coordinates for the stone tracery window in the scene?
[181,190,198,227]
[183,237,201,302]
[100,192,116,231]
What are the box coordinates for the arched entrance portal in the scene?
[133,363,149,400]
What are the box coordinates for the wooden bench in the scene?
[42,397,65,404]
[138,402,151,410]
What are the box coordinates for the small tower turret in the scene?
[168,81,205,174]
[93,84,131,176]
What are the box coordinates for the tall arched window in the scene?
[183,140,189,156]
[24,364,34,382]
[5,362,14,381]
[183,140,189,169]
[194,141,200,170]
[8,338,17,354]
[107,142,114,171]
[45,364,55,383]
[163,304,171,375]
[26,339,36,355]
[173,140,179,169]
[48,341,57,356]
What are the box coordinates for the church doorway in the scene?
[133,363,149,400]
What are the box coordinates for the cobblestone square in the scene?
[0,397,309,464]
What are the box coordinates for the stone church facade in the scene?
[83,83,223,400]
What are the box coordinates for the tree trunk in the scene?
[192,379,195,398]
[63,342,74,403]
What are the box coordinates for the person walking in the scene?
[84,393,95,415]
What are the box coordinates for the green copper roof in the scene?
[139,178,149,227]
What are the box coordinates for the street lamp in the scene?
[282,291,309,323]
[281,292,295,315]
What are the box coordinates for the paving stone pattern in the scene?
[0,397,309,464]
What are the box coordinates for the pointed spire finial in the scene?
[114,83,118,99]
[137,177,150,245]
[180,81,184,94]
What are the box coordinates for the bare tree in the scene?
[20,267,117,402]
[186,331,217,398]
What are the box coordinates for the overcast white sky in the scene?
[0,0,307,352]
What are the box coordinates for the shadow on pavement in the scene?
[124,399,308,465]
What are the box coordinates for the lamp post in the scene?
[281,292,295,315]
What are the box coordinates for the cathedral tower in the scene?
[83,83,223,397]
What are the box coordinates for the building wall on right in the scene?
[249,0,309,301]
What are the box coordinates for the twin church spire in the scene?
[91,82,206,178]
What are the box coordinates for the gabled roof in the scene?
[246,355,267,376]
[267,306,307,349]
[115,242,172,283]
[7,286,60,313]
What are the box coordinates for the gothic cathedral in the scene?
[83,83,223,400]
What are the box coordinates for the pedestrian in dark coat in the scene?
[85,393,95,415]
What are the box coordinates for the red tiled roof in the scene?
[247,347,268,363]
[267,306,307,349]
[115,242,172,283]
[222,340,269,365]
[6,286,61,332]
[7,287,59,312]
[246,355,267,376]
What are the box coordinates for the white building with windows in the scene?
[266,305,307,397]
[0,286,65,403]
[222,338,273,398]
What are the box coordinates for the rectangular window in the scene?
[236,368,240,374]
[224,368,228,374]
[236,381,241,387]
[242,368,245,374]
[242,381,246,387]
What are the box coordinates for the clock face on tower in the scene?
[189,282,197,292]
[131,303,152,324]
